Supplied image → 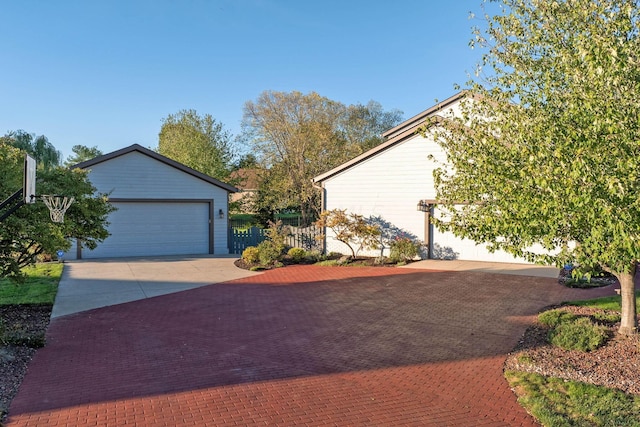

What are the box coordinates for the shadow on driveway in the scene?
[8,265,618,426]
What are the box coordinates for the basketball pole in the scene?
[0,189,26,222]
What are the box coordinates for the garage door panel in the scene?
[84,202,210,259]
[431,207,527,263]
[431,228,519,262]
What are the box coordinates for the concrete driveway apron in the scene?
[9,263,618,426]
[50,255,260,318]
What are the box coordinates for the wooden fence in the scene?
[228,225,323,255]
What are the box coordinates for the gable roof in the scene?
[313,92,465,184]
[73,144,239,193]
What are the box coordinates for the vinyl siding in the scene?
[321,126,530,263]
[323,131,444,257]
[85,151,227,199]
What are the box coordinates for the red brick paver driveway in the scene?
[8,265,617,426]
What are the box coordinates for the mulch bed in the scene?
[506,269,640,396]
[557,267,619,288]
[234,255,400,271]
[0,304,52,423]
[504,305,640,395]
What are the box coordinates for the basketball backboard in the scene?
[24,154,36,204]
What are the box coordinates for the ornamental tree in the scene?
[426,0,640,335]
[316,209,381,259]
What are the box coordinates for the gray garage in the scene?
[65,144,237,259]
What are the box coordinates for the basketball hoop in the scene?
[42,195,74,223]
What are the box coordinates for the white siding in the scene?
[321,129,530,264]
[323,131,443,257]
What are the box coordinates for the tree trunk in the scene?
[617,263,637,336]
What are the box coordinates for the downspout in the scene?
[426,204,433,259]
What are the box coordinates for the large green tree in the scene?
[1,130,61,170]
[426,0,640,335]
[242,90,402,224]
[64,144,103,167]
[1,142,114,281]
[343,101,403,152]
[158,109,234,180]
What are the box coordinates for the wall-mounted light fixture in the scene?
[417,200,430,212]
[218,209,224,219]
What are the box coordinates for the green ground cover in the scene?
[0,263,62,305]
[567,292,640,312]
[506,371,640,426]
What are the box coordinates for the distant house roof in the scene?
[73,144,239,193]
[313,92,465,184]
[228,168,262,191]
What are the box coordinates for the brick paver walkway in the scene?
[8,265,617,426]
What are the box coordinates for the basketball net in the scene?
[42,195,74,223]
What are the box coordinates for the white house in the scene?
[312,92,529,263]
[66,144,237,259]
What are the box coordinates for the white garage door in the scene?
[430,207,528,263]
[83,202,210,259]
[430,228,528,263]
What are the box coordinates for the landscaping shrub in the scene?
[592,312,621,324]
[257,240,281,265]
[287,247,306,263]
[389,236,420,262]
[242,246,260,264]
[548,317,609,352]
[538,309,577,328]
[265,220,288,254]
[307,250,324,262]
[374,256,389,265]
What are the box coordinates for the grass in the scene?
[505,371,640,427]
[566,291,640,311]
[0,263,63,305]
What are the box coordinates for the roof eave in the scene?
[382,91,467,139]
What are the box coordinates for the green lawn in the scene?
[507,294,640,426]
[566,291,640,311]
[506,371,640,427]
[0,263,63,305]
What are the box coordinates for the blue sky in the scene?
[1,0,492,160]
